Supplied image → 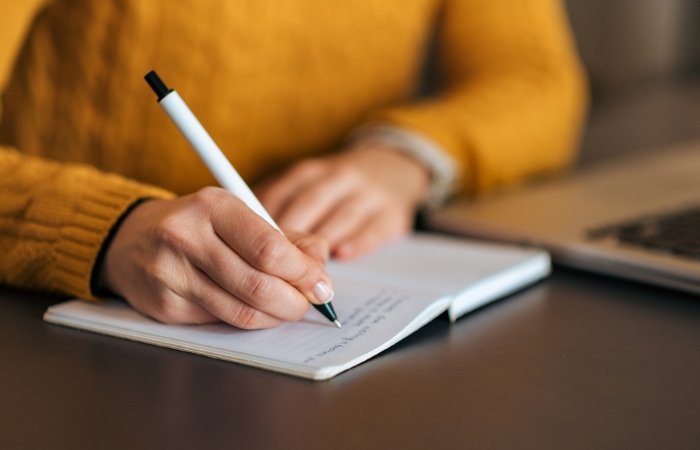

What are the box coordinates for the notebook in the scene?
[427,140,700,294]
[44,233,549,380]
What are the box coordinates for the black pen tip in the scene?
[313,302,339,325]
[144,70,172,101]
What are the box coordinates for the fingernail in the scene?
[312,281,334,303]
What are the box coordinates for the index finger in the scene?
[210,195,335,305]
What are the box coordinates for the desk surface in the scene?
[1,267,699,450]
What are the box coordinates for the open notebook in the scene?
[45,233,549,380]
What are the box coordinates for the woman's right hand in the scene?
[97,187,334,329]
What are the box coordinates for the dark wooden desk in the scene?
[1,268,698,450]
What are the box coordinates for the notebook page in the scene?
[327,233,542,296]
[45,275,450,380]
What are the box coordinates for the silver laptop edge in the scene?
[427,140,700,295]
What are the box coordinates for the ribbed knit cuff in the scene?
[52,176,173,300]
[348,124,461,207]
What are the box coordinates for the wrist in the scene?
[348,125,460,207]
[343,142,431,208]
[91,198,154,296]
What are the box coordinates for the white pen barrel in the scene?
[159,91,280,231]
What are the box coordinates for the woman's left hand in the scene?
[255,144,431,259]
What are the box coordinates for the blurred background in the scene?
[565,0,700,164]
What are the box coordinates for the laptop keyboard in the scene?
[588,206,700,260]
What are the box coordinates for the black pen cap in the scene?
[144,70,173,101]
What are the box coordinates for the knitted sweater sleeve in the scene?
[366,0,588,196]
[0,2,173,299]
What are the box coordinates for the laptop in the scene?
[427,140,700,294]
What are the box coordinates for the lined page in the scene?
[45,275,449,380]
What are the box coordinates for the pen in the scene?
[144,70,341,328]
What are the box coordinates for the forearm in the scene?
[0,146,173,299]
[363,0,588,196]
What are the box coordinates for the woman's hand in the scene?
[97,187,334,329]
[256,144,431,259]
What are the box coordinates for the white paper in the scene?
[45,276,449,379]
[44,233,548,380]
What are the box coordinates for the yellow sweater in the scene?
[0,0,587,299]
